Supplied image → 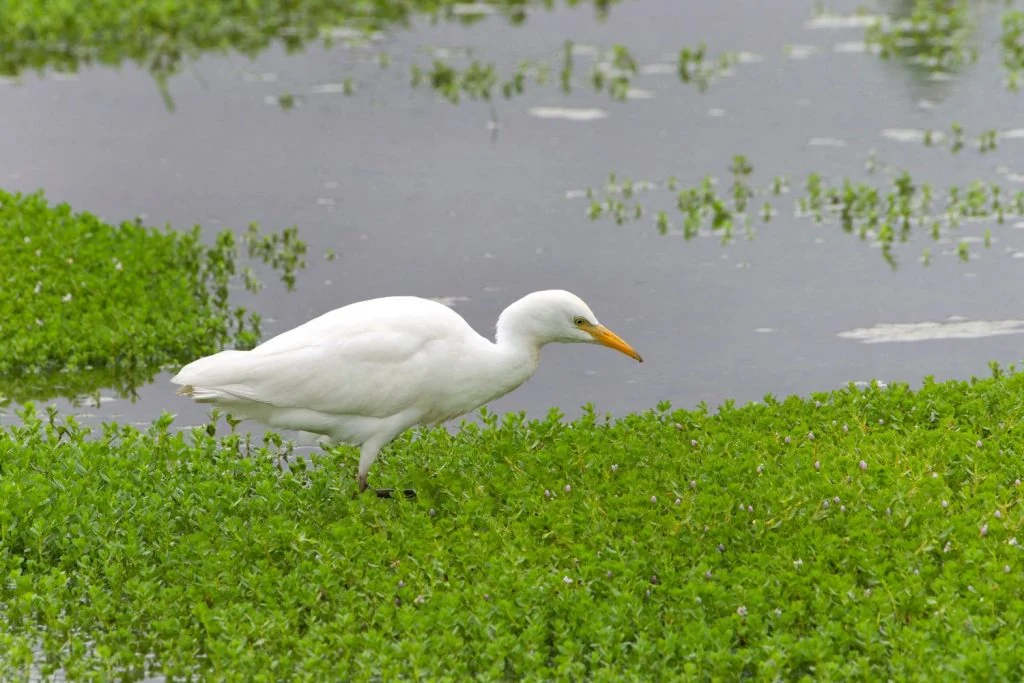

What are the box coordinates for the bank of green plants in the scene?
[0,189,306,403]
[0,0,618,85]
[4,367,1024,678]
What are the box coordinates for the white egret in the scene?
[172,290,642,496]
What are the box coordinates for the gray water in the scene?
[3,0,1024,434]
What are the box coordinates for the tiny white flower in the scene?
[650,495,657,504]
[674,498,681,505]
[62,293,73,303]
[756,464,764,474]
[814,460,821,471]
[859,460,868,471]
[691,439,698,447]
[976,440,983,448]
[737,605,748,617]
[995,510,1002,519]
[807,431,815,441]
[1005,565,1012,574]
[843,424,849,433]
[784,436,791,444]
[690,480,697,490]
[611,464,618,472]
[941,500,948,508]
[564,484,572,493]
[544,489,552,499]
[840,505,846,513]
[1009,537,1018,546]
[981,524,989,537]
[562,576,574,585]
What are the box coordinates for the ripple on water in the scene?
[882,128,945,144]
[803,13,885,30]
[838,319,1024,343]
[527,107,608,122]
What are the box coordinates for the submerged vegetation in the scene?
[580,157,1024,268]
[0,189,306,403]
[5,370,1024,678]
[408,41,739,104]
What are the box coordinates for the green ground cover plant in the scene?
[4,369,1024,679]
[0,189,306,403]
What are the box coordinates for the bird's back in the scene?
[171,296,500,439]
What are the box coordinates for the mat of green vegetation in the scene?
[4,369,1024,679]
[0,0,615,84]
[0,188,304,402]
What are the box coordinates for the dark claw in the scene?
[375,488,417,499]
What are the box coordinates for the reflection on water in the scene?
[4,0,1024,428]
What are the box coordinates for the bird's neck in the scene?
[489,328,542,395]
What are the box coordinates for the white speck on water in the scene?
[838,319,1024,343]
[809,137,847,147]
[315,197,336,206]
[528,107,608,122]
[1001,129,1024,139]
[882,128,945,144]
[640,63,675,75]
[311,83,349,95]
[804,13,884,29]
[451,2,498,15]
[707,108,726,117]
[834,41,878,54]
[241,71,278,83]
[570,44,600,57]
[785,44,819,59]
[564,190,588,200]
[737,52,763,63]
[427,296,471,308]
[754,327,776,333]
[625,88,655,100]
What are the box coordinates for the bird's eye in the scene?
[573,316,588,326]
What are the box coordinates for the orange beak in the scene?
[582,324,643,362]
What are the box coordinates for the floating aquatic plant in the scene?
[865,0,977,72]
[579,159,1024,268]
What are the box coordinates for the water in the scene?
[3,0,1024,434]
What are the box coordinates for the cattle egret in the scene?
[172,290,642,496]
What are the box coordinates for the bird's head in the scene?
[496,290,643,362]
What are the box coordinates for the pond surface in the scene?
[3,0,1024,433]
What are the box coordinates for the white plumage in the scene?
[172,290,642,494]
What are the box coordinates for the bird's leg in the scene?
[358,442,416,499]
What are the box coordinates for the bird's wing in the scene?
[173,297,481,418]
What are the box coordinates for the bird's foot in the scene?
[375,488,417,499]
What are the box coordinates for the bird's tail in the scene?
[170,349,253,403]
